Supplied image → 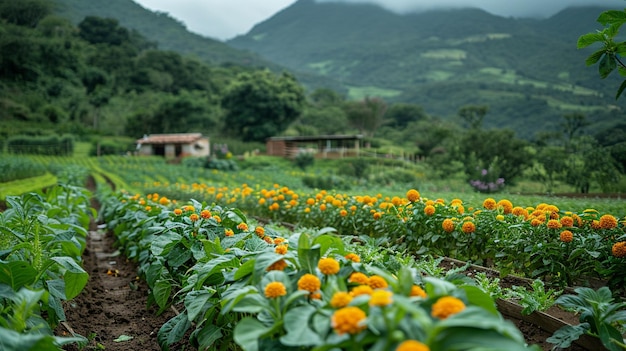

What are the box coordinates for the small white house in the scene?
[135,133,210,158]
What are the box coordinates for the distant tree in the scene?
[309,88,345,107]
[0,0,51,27]
[343,96,387,137]
[578,8,626,99]
[386,103,427,128]
[297,106,348,135]
[561,112,589,145]
[78,16,130,46]
[221,70,305,142]
[458,105,489,129]
[564,136,622,193]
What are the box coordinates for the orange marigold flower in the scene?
[497,199,513,214]
[350,285,374,297]
[547,219,562,230]
[320,204,327,211]
[369,290,393,307]
[424,205,436,216]
[237,223,249,231]
[275,244,288,255]
[599,215,618,229]
[350,205,357,212]
[184,205,195,212]
[406,189,420,202]
[200,209,211,219]
[483,198,497,210]
[431,296,466,319]
[331,306,367,335]
[264,236,274,244]
[318,257,340,275]
[349,272,369,285]
[159,197,170,205]
[512,206,528,218]
[560,230,573,243]
[145,206,152,211]
[330,291,353,308]
[373,212,382,220]
[560,216,574,227]
[461,221,476,234]
[573,214,583,227]
[442,218,455,233]
[367,275,388,289]
[344,253,361,262]
[396,340,430,351]
[255,226,265,237]
[410,285,427,298]
[298,273,321,293]
[225,229,234,237]
[590,220,601,230]
[531,218,543,227]
[258,198,266,205]
[267,259,288,271]
[213,215,221,223]
[173,208,182,216]
[612,242,626,258]
[189,213,199,222]
[274,237,285,245]
[340,209,348,217]
[264,281,287,298]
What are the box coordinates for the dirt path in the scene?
[59,225,176,351]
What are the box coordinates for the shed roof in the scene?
[136,133,205,145]
[267,134,363,142]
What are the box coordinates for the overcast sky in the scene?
[133,0,621,41]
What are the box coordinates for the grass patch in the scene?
[347,85,402,100]
[0,173,58,200]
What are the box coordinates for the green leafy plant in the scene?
[505,279,562,315]
[547,286,626,351]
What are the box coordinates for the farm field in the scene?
[1,154,625,351]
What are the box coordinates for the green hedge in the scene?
[7,134,74,156]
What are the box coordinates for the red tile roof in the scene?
[136,133,205,145]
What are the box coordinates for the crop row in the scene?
[0,184,94,351]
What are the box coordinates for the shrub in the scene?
[302,174,351,190]
[294,151,315,170]
[7,134,74,156]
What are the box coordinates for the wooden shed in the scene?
[135,133,210,158]
[266,134,363,159]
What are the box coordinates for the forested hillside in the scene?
[229,0,623,138]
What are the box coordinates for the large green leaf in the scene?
[280,305,322,347]
[577,33,605,49]
[233,317,270,351]
[157,313,192,351]
[313,234,344,257]
[195,324,223,350]
[50,257,88,300]
[297,233,320,274]
[0,261,37,290]
[153,279,172,311]
[546,324,589,349]
[184,289,214,322]
[0,327,65,351]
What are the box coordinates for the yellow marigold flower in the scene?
[547,219,562,230]
[450,198,463,206]
[373,212,382,220]
[497,199,513,214]
[573,214,583,227]
[431,296,466,319]
[461,221,476,234]
[264,281,287,298]
[310,292,322,300]
[512,206,528,218]
[410,285,427,298]
[189,213,199,222]
[344,253,360,262]
[237,223,249,231]
[258,198,266,205]
[264,236,274,244]
[599,215,618,229]
[275,244,288,255]
[560,230,573,243]
[442,218,455,233]
[145,206,152,211]
[530,218,542,227]
[255,226,265,237]
[159,197,170,205]
[612,242,626,258]
[591,220,601,230]
[139,199,146,205]
[269,203,280,211]
[331,291,353,308]
[424,205,436,216]
[454,204,465,214]
[367,275,388,289]
[274,237,285,245]
[350,205,357,212]
[320,204,327,211]
[396,340,430,351]
[351,285,374,297]
[306,198,316,205]
[406,189,420,202]
[213,215,221,223]
[184,205,195,212]
[298,273,321,293]
[225,229,234,237]
[318,257,340,275]
[267,259,288,271]
[340,209,348,217]
[304,207,311,213]
[369,290,393,307]
[331,306,367,335]
[173,208,182,216]
[560,216,574,227]
[496,214,505,221]
[483,198,497,210]
[349,272,369,285]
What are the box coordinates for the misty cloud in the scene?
[316,0,618,18]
